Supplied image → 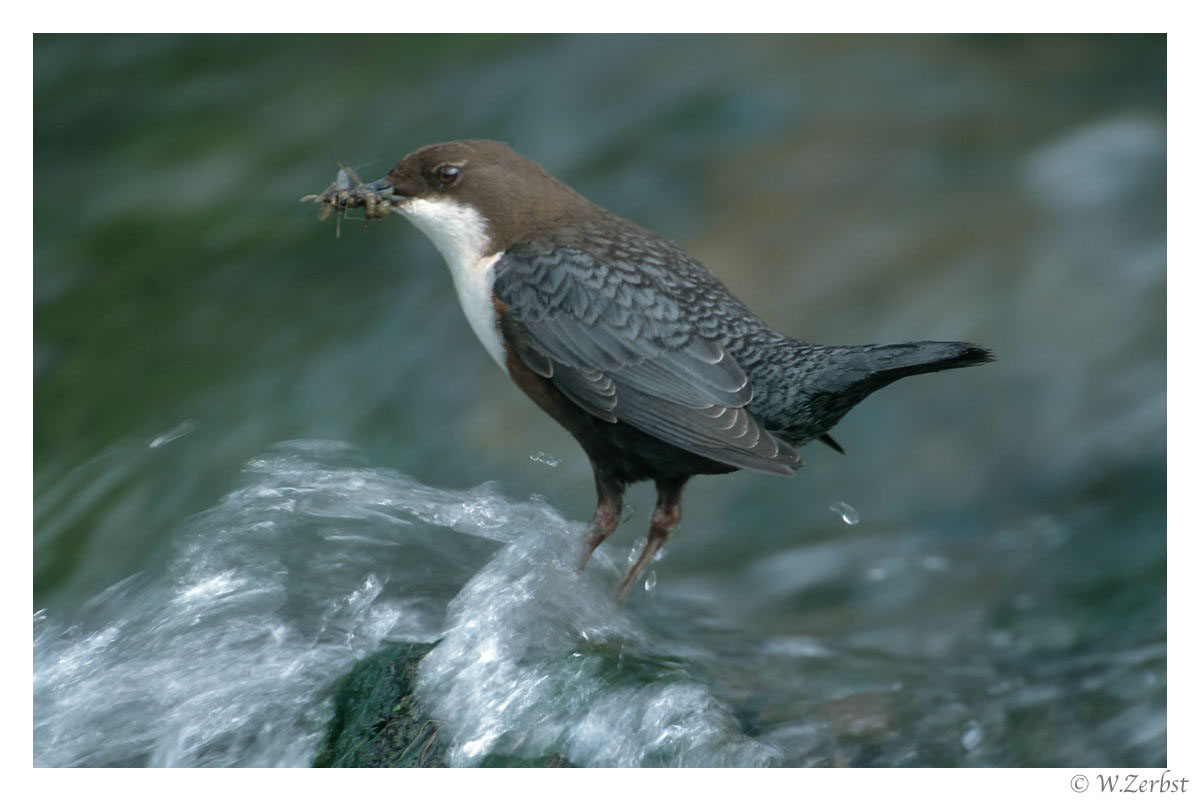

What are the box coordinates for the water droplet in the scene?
[528,451,560,468]
[148,419,197,449]
[961,720,984,750]
[921,554,949,572]
[643,571,657,594]
[829,501,859,526]
[627,543,641,564]
[1013,593,1036,611]
[652,548,667,563]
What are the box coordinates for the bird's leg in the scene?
[578,470,625,572]
[616,476,687,603]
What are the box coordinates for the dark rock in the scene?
[315,643,445,768]
[315,642,574,768]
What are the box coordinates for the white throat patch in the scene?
[396,197,507,371]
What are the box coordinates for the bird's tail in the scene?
[852,341,994,386]
[782,340,993,446]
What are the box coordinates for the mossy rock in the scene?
[315,642,445,767]
[315,642,573,768]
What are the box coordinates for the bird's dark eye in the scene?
[433,164,460,187]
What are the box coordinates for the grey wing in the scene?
[493,243,799,476]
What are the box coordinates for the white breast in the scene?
[395,197,508,371]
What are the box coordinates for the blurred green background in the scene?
[35,33,1164,634]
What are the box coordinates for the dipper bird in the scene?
[332,139,991,601]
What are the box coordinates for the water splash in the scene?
[34,440,776,767]
[416,517,778,767]
[34,441,471,767]
[529,451,560,468]
[33,441,1166,768]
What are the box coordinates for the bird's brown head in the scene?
[371,139,595,255]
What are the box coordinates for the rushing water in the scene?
[34,441,774,766]
[34,35,1165,767]
[34,441,1164,767]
